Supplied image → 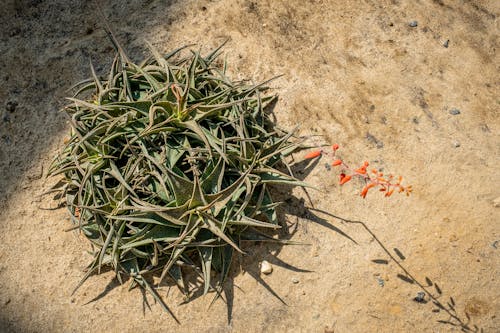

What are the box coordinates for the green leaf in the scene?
[120,225,179,249]
[199,247,213,295]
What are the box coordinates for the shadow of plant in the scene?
[308,208,483,333]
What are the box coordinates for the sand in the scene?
[0,0,498,332]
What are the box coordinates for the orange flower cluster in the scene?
[303,144,412,199]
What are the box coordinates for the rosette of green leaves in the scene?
[48,43,306,314]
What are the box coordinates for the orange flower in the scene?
[304,150,322,159]
[355,166,367,174]
[360,183,376,198]
[360,186,369,198]
[339,174,352,185]
[322,145,410,199]
[406,186,413,195]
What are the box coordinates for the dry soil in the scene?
[0,0,499,332]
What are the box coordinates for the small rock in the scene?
[27,166,43,181]
[452,141,461,148]
[443,39,449,48]
[1,135,11,145]
[4,298,11,306]
[414,292,426,303]
[449,108,461,115]
[480,124,491,133]
[492,197,500,208]
[377,277,385,287]
[5,101,18,113]
[324,163,331,171]
[409,21,418,27]
[291,277,299,284]
[260,260,273,275]
[2,113,10,122]
[366,132,384,149]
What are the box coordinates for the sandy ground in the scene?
[0,0,499,332]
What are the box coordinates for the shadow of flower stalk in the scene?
[307,207,482,333]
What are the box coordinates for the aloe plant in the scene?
[48,42,306,315]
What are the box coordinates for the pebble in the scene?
[481,124,491,132]
[1,135,11,145]
[414,292,426,303]
[260,260,273,274]
[449,108,461,115]
[452,141,461,148]
[291,277,299,284]
[5,101,17,113]
[492,197,500,208]
[409,21,418,27]
[443,39,450,48]
[366,132,384,149]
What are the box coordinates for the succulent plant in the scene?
[48,42,307,315]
